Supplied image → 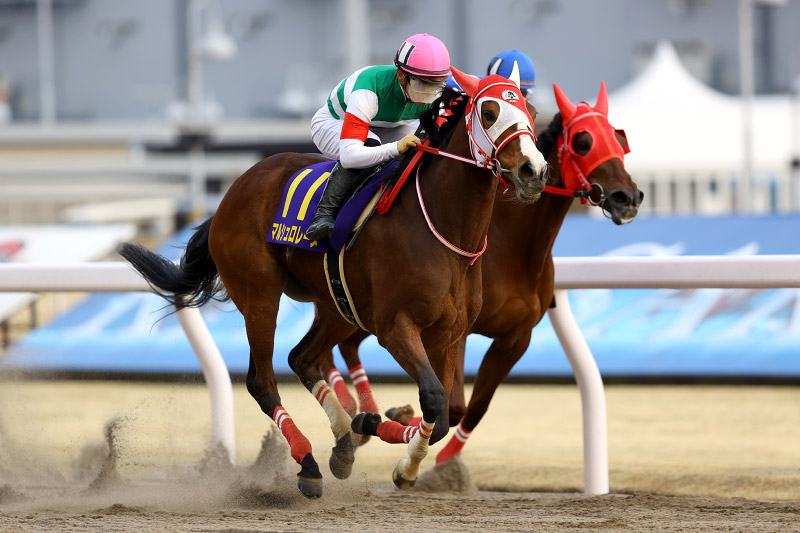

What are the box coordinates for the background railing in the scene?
[633,168,800,215]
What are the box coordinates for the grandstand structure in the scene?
[0,0,798,229]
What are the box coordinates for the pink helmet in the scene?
[394,33,451,79]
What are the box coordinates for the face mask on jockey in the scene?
[520,88,535,105]
[404,73,447,105]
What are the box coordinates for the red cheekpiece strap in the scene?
[273,406,313,464]
[340,112,370,142]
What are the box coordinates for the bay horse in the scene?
[119,68,548,498]
[320,82,642,465]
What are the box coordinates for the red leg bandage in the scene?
[377,420,418,444]
[407,416,422,427]
[348,364,380,414]
[436,422,471,463]
[273,406,313,465]
[327,368,357,416]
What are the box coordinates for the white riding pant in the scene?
[311,106,418,169]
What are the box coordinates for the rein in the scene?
[415,163,487,265]
[379,85,535,263]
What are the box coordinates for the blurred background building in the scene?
[0,0,799,229]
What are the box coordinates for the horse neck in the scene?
[495,149,572,271]
[412,117,499,254]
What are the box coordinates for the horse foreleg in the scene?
[436,327,532,464]
[382,335,465,429]
[352,315,450,489]
[339,331,380,415]
[288,319,358,481]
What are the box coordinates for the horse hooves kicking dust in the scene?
[392,460,417,490]
[87,417,126,491]
[412,455,476,493]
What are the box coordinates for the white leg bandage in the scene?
[312,380,352,440]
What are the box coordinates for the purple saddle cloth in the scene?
[266,160,396,253]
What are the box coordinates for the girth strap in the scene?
[324,246,368,330]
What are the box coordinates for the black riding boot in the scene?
[305,162,360,241]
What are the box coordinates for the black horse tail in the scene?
[119,217,224,309]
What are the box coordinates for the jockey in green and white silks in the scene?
[305,33,451,242]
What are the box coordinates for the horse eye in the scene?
[572,135,592,155]
[483,110,496,123]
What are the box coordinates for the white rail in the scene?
[547,254,800,495]
[2,255,799,494]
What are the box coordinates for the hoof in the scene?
[297,476,323,499]
[385,404,415,425]
[297,453,323,499]
[329,433,355,480]
[392,463,417,490]
[351,412,381,436]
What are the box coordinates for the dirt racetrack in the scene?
[0,379,798,532]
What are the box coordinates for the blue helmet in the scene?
[486,49,535,88]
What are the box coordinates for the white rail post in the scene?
[176,306,236,464]
[547,289,609,495]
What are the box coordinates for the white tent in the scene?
[606,41,795,174]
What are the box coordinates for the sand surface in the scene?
[0,380,798,532]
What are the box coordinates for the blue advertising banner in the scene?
[3,214,799,376]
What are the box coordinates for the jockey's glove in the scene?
[397,134,422,154]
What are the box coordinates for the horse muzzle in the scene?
[605,188,643,225]
[510,160,548,203]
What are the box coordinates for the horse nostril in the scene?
[517,161,534,183]
[637,190,644,206]
[609,190,634,206]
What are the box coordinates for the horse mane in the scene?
[387,85,468,181]
[535,112,563,159]
[417,85,468,147]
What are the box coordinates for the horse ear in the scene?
[451,67,479,98]
[595,81,609,115]
[553,83,576,121]
[509,61,521,89]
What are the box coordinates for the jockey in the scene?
[305,33,451,241]
[446,49,536,101]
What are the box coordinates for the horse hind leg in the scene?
[242,318,324,499]
[322,352,358,418]
[338,331,380,415]
[226,256,324,498]
[288,317,359,481]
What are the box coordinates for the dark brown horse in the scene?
[120,71,548,498]
[321,82,642,465]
